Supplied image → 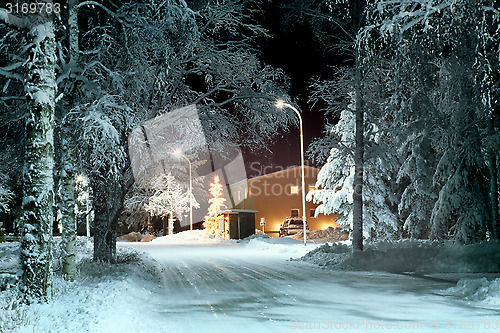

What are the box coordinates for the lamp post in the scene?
[276,100,307,245]
[174,151,193,231]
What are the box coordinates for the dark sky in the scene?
[243,1,333,178]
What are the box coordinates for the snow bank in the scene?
[446,278,500,308]
[0,237,164,332]
[0,242,19,290]
[239,234,322,259]
[151,230,235,245]
[301,240,500,309]
[301,240,500,274]
[0,242,19,272]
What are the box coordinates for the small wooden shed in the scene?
[218,209,258,239]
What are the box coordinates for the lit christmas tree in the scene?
[204,175,226,235]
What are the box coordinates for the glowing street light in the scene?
[275,99,307,245]
[173,150,193,231]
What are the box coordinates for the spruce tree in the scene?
[204,175,226,235]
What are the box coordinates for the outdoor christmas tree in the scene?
[204,175,226,235]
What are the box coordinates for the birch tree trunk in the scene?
[60,0,80,280]
[19,19,57,302]
[60,139,76,279]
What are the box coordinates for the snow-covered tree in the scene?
[56,0,83,281]
[1,6,60,299]
[308,89,399,239]
[0,6,29,220]
[204,175,226,235]
[307,107,355,227]
[68,0,291,261]
[0,173,13,213]
[123,185,153,233]
[361,0,498,243]
[2,0,293,264]
[2,14,58,302]
[75,173,92,236]
[144,173,198,234]
[474,2,500,239]
[396,128,438,239]
[283,0,369,250]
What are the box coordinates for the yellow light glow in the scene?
[275,99,285,109]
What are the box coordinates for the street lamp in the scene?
[173,150,193,231]
[275,99,307,245]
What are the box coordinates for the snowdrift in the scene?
[0,237,163,332]
[446,277,500,307]
[239,234,319,258]
[300,240,500,309]
[151,230,235,245]
[300,240,500,274]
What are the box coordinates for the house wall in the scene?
[233,166,338,237]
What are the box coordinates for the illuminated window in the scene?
[310,209,316,218]
[290,185,299,194]
[309,185,316,191]
[291,209,299,217]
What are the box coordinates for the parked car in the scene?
[279,218,308,237]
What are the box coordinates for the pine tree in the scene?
[308,92,399,240]
[204,175,226,235]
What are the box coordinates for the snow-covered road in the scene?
[122,240,500,333]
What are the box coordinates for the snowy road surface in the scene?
[121,239,500,333]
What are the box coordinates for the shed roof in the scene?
[220,209,258,214]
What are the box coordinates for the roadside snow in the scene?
[1,237,164,333]
[0,242,18,273]
[150,230,234,245]
[239,234,320,258]
[300,239,500,274]
[1,234,500,332]
[446,278,500,307]
[300,239,500,311]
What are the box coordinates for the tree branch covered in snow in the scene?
[0,173,13,212]
[144,173,199,219]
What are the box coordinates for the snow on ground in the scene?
[446,278,500,307]
[300,239,500,315]
[300,239,500,274]
[149,230,235,245]
[1,237,165,333]
[240,234,321,258]
[1,233,500,332]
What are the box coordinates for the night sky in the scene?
[243,1,334,177]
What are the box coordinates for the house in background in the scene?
[231,166,338,237]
